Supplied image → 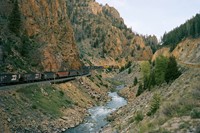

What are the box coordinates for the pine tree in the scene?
[134,77,138,86]
[136,83,143,97]
[9,0,21,35]
[154,56,168,85]
[165,56,181,83]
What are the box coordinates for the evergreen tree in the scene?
[128,68,132,74]
[150,70,156,87]
[9,0,21,35]
[134,77,138,86]
[136,83,143,97]
[147,93,160,116]
[162,13,200,51]
[154,56,168,85]
[165,56,181,83]
[143,76,149,90]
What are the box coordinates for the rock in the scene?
[61,116,68,121]
[7,118,11,122]
[61,128,66,132]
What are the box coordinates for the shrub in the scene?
[190,108,200,119]
[134,77,138,86]
[162,103,178,117]
[134,111,144,123]
[140,61,151,78]
[32,105,37,109]
[162,98,197,117]
[137,45,141,50]
[119,66,125,72]
[147,93,160,116]
[128,68,132,74]
[59,90,64,97]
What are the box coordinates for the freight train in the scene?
[0,66,102,86]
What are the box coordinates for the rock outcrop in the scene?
[172,38,200,64]
[0,0,81,72]
[152,38,200,67]
[66,0,153,67]
[152,47,170,61]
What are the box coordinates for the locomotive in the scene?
[0,66,93,86]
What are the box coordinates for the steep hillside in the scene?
[152,47,170,61]
[0,0,81,72]
[66,0,153,67]
[162,13,200,51]
[172,38,200,64]
[152,38,200,66]
[102,67,200,133]
[0,72,111,132]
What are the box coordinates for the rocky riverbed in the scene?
[66,86,127,133]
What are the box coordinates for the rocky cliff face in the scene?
[66,0,153,67]
[152,38,200,66]
[172,38,200,64]
[152,47,170,61]
[0,0,81,72]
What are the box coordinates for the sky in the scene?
[96,0,200,39]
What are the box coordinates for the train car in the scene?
[22,73,42,82]
[42,72,56,80]
[89,66,104,70]
[96,66,104,69]
[56,71,69,78]
[0,74,21,85]
[68,70,79,77]
[81,68,90,75]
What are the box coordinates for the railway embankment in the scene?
[0,71,111,132]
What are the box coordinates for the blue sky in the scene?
[96,0,200,39]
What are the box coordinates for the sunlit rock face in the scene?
[0,0,81,72]
[66,0,153,67]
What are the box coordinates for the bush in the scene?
[134,77,138,86]
[128,68,132,74]
[134,111,144,123]
[59,90,64,97]
[162,98,197,117]
[140,61,151,78]
[147,94,160,116]
[32,105,37,109]
[190,108,200,119]
[119,66,125,72]
[162,103,178,117]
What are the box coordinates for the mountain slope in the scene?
[102,67,200,133]
[162,13,200,51]
[152,38,200,68]
[0,0,81,72]
[66,0,153,67]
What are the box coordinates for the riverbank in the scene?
[0,71,111,132]
[101,67,200,133]
[66,89,127,133]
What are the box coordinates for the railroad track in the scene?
[0,73,91,91]
[178,61,200,68]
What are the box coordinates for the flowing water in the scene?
[66,86,127,133]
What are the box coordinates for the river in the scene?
[65,86,127,133]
